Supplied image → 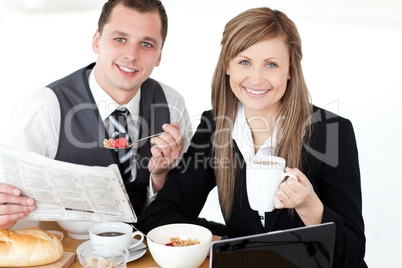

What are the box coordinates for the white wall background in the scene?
[1,0,401,266]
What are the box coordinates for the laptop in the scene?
[210,222,335,268]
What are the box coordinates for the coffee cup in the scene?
[89,222,144,250]
[246,156,297,212]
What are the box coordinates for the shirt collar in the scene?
[232,103,277,159]
[89,67,140,125]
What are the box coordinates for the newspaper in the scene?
[0,145,137,222]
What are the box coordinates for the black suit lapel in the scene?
[264,209,283,231]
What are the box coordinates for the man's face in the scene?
[93,4,163,101]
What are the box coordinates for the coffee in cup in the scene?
[97,232,125,237]
[252,160,279,165]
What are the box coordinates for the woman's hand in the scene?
[273,167,323,226]
[207,235,222,257]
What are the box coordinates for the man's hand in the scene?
[0,182,36,229]
[148,122,183,192]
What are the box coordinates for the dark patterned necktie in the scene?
[109,108,133,182]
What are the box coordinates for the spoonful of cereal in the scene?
[103,132,165,149]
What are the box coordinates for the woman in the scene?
[140,7,366,267]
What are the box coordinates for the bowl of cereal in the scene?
[147,223,212,268]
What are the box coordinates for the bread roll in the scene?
[0,227,63,267]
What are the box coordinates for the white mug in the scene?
[89,222,144,250]
[246,156,297,212]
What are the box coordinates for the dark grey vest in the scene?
[49,63,170,216]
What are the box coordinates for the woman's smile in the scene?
[243,86,270,97]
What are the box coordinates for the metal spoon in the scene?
[129,223,155,243]
[128,245,148,255]
[104,132,165,150]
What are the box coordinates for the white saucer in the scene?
[76,239,147,262]
[47,230,64,241]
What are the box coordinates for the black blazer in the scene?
[140,107,366,267]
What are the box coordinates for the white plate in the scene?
[47,230,64,241]
[76,239,147,262]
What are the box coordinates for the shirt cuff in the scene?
[146,174,158,206]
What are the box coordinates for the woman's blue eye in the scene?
[141,42,152,48]
[115,38,126,43]
[240,60,250,65]
[267,63,277,68]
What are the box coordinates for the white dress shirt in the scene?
[232,103,278,227]
[0,67,192,205]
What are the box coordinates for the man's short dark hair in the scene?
[98,0,168,47]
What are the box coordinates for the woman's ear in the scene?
[226,65,231,76]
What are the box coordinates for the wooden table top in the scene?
[12,220,210,268]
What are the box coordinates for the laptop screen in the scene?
[210,222,335,268]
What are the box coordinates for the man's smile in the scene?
[117,64,137,73]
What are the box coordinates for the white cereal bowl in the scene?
[147,223,212,268]
[57,220,96,240]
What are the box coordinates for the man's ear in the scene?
[92,29,100,54]
[155,51,162,67]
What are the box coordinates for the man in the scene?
[0,0,191,229]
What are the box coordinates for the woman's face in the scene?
[226,37,290,117]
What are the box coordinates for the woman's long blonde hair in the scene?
[211,7,313,219]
